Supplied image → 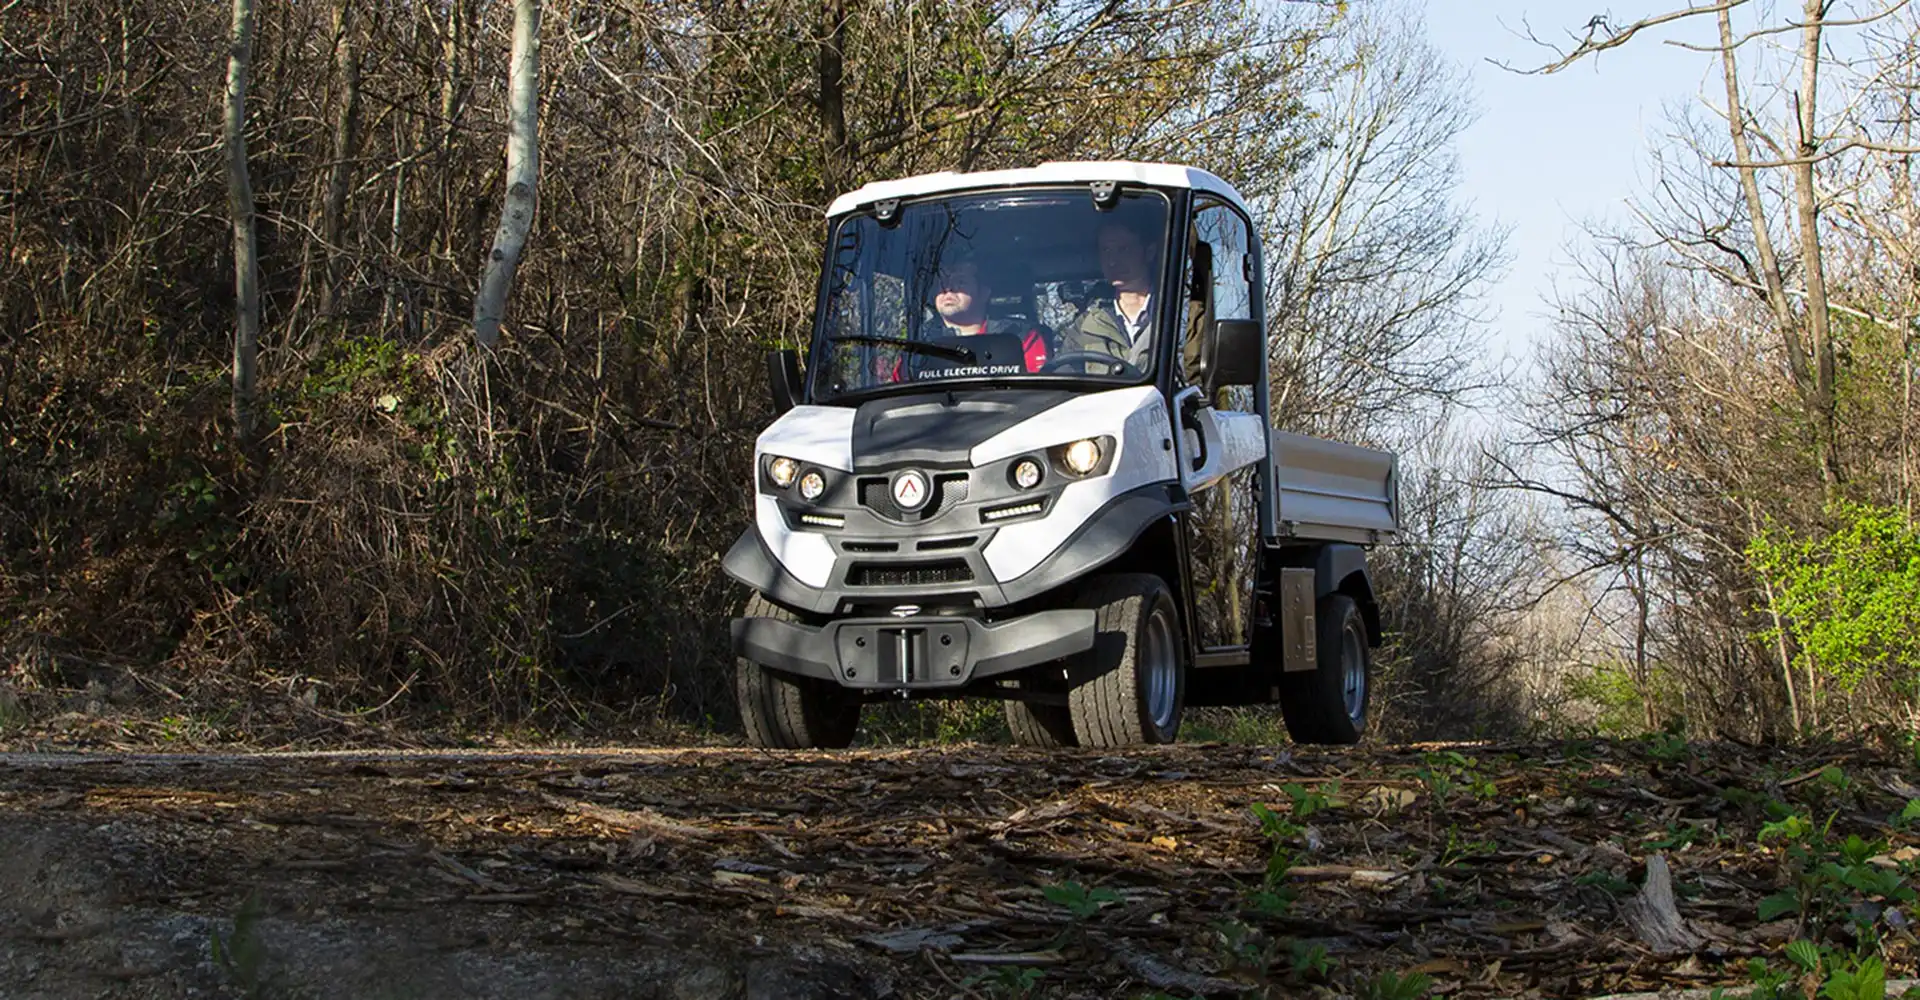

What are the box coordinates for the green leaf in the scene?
[1760,891,1803,922]
[1784,938,1822,973]
[1820,954,1885,1000]
[1760,815,1812,844]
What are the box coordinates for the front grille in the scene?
[858,474,969,521]
[843,541,899,553]
[857,479,901,519]
[916,535,978,551]
[847,559,974,587]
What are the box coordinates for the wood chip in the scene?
[1585,985,1919,1000]
[277,858,350,871]
[859,924,975,953]
[590,872,702,902]
[1621,854,1702,955]
[993,799,1077,831]
[429,850,511,892]
[465,891,544,904]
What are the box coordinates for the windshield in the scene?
[812,189,1172,399]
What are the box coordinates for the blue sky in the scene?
[1421,0,1716,363]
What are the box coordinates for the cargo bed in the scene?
[1265,431,1399,545]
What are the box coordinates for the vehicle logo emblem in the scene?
[890,605,920,618]
[891,470,930,511]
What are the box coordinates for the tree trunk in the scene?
[381,144,407,335]
[1716,5,1841,486]
[473,0,541,348]
[817,0,851,198]
[1906,331,1915,519]
[1758,572,1801,738]
[432,0,463,292]
[225,0,260,440]
[1792,0,1841,487]
[319,0,362,318]
[1633,553,1654,732]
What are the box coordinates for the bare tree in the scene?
[1517,0,1917,487]
[318,0,362,319]
[225,0,260,439]
[1371,413,1559,739]
[817,0,852,196]
[1261,1,1508,446]
[473,0,541,348]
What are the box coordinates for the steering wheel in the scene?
[1041,351,1135,376]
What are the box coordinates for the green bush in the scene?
[1747,501,1920,707]
[1563,661,1684,737]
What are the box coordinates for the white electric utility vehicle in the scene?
[723,162,1399,749]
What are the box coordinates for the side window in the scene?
[1182,200,1256,386]
[1195,201,1252,320]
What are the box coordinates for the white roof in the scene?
[825,161,1250,218]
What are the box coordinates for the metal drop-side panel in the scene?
[1268,430,1400,544]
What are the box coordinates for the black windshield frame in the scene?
[804,186,1179,404]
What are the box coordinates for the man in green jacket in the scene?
[1059,216,1176,376]
[1061,216,1208,383]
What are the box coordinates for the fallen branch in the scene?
[949,949,1065,966]
[542,793,714,840]
[1114,946,1244,996]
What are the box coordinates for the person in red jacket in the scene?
[921,256,1053,372]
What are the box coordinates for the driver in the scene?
[919,254,1052,372]
[1058,218,1157,370]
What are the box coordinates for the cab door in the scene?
[1174,197,1267,651]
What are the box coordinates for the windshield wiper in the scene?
[826,335,976,364]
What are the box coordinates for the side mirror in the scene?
[1202,318,1263,395]
[766,349,802,415]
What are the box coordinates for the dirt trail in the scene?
[0,739,1914,999]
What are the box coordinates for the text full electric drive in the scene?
[722,161,1401,749]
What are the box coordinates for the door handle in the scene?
[1178,391,1208,473]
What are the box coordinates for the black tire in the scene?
[1064,574,1185,747]
[1003,669,1078,747]
[735,593,861,749]
[1276,593,1370,745]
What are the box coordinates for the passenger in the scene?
[919,255,1052,372]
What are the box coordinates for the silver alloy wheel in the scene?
[1144,605,1178,733]
[1341,626,1366,720]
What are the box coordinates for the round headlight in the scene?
[1012,458,1043,490]
[767,456,798,489]
[798,471,825,501]
[1063,438,1102,475]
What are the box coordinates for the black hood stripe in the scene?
[850,390,1075,471]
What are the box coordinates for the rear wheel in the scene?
[1064,574,1185,747]
[735,593,861,749]
[1276,593,1369,745]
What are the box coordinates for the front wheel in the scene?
[1277,593,1370,745]
[1064,574,1186,747]
[735,594,861,749]
[1003,669,1077,747]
